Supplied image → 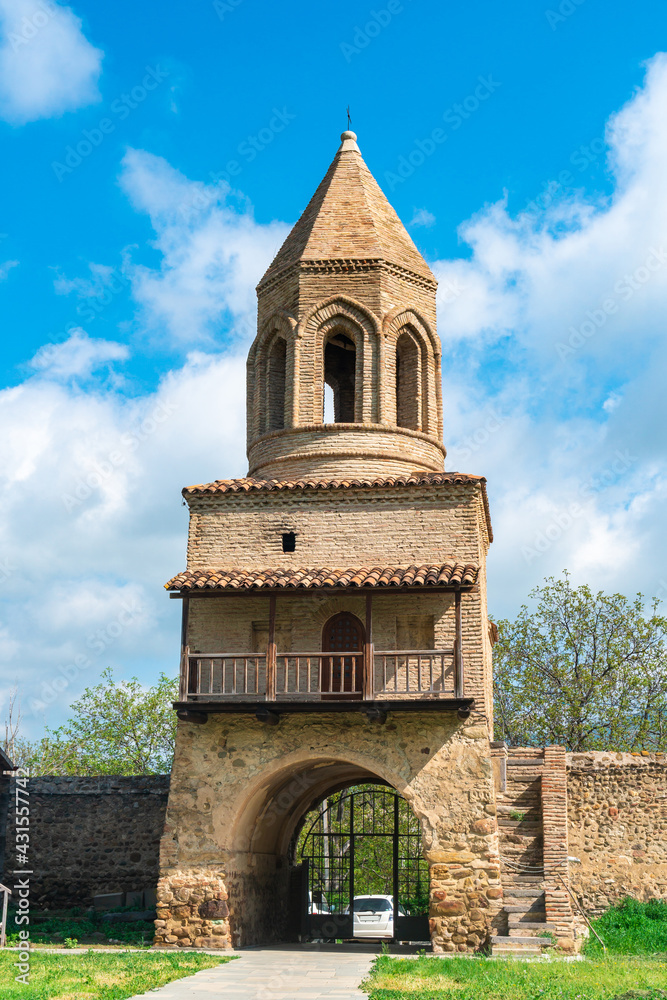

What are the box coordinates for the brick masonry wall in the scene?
[2,775,170,907]
[185,484,489,572]
[247,425,445,480]
[542,747,573,934]
[567,752,667,913]
[249,255,442,479]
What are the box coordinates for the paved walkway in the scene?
[131,946,377,999]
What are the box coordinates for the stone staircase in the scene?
[491,750,559,957]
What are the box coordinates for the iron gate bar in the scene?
[392,793,399,925]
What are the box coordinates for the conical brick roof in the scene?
[259,131,435,286]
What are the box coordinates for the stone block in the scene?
[471,817,495,835]
[427,851,476,864]
[433,899,465,916]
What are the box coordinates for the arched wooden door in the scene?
[322,612,364,699]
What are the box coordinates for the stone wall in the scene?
[2,775,170,907]
[567,752,667,913]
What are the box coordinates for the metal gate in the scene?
[295,786,430,942]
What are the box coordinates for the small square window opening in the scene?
[282,532,296,553]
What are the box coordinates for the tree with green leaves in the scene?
[493,574,667,751]
[19,669,178,775]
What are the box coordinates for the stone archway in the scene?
[155,716,503,952]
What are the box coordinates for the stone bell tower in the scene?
[156,131,501,955]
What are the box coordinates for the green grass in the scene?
[0,950,231,999]
[363,954,667,999]
[586,899,667,956]
[5,908,155,948]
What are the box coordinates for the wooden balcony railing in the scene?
[182,647,460,702]
[183,654,267,700]
[373,649,455,696]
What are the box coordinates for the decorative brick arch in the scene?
[249,311,297,438]
[299,297,380,425]
[384,308,443,438]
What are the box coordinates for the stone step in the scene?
[498,788,542,796]
[507,758,545,766]
[508,924,557,935]
[504,904,547,915]
[503,889,545,898]
[500,801,541,807]
[500,832,543,840]
[498,821,543,832]
[491,935,547,955]
[494,935,550,945]
[499,853,544,861]
[500,846,543,853]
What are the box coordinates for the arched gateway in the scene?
[156,130,501,953]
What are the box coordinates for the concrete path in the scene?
[131,945,377,999]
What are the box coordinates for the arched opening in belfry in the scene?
[396,331,421,430]
[324,331,356,423]
[267,336,287,432]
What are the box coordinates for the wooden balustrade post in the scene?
[454,589,463,699]
[267,593,277,701]
[180,596,190,700]
[364,592,374,700]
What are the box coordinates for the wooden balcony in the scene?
[177,646,472,723]
[172,587,475,723]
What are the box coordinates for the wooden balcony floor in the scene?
[174,696,475,724]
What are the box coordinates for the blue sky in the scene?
[1,0,667,736]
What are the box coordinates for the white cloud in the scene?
[0,258,17,279]
[0,152,286,735]
[0,0,102,124]
[29,329,128,379]
[0,345,247,731]
[119,149,290,345]
[410,208,436,228]
[436,52,667,615]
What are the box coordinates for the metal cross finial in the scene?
[346,105,351,130]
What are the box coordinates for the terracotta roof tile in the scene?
[183,471,485,496]
[166,562,479,593]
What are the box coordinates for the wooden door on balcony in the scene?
[322,612,364,700]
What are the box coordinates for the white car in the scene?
[350,895,406,938]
